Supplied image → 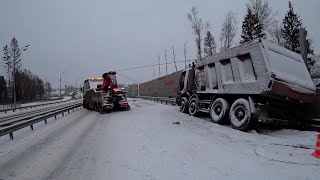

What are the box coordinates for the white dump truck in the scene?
[176,39,316,131]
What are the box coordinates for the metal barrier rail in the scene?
[0,100,71,114]
[0,101,82,140]
[138,96,177,106]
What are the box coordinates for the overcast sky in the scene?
[0,0,319,88]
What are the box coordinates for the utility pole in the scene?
[184,42,188,68]
[59,74,62,99]
[157,54,161,77]
[165,49,168,75]
[172,45,178,72]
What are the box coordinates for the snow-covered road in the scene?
[0,99,319,180]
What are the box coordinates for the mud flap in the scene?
[248,96,256,114]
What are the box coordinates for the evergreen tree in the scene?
[204,31,216,58]
[281,1,314,69]
[240,7,265,44]
[0,75,8,104]
[281,1,302,53]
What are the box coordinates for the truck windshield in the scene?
[89,80,103,89]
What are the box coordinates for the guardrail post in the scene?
[166,101,168,105]
[54,115,57,119]
[30,124,34,131]
[44,119,47,124]
[68,110,70,114]
[62,112,64,116]
[9,132,13,140]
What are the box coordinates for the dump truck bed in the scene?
[196,39,316,103]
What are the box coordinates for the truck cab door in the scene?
[185,68,195,92]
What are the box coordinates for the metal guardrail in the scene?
[138,96,177,106]
[0,100,82,140]
[0,100,71,114]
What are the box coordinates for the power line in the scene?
[117,72,140,83]
[116,59,195,72]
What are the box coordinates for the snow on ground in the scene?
[0,99,319,180]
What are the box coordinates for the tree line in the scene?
[187,0,316,70]
[1,37,52,105]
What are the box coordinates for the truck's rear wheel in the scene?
[229,98,252,131]
[210,98,229,124]
[188,98,198,116]
[180,97,189,113]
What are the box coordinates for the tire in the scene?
[210,98,229,124]
[179,97,189,113]
[188,98,199,116]
[87,102,91,110]
[98,103,104,114]
[229,98,253,131]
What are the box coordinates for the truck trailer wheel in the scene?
[229,98,252,131]
[210,98,229,124]
[179,97,189,113]
[188,98,199,116]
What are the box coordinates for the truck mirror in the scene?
[80,87,83,92]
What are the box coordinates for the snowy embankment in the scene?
[0,99,319,180]
[0,96,72,109]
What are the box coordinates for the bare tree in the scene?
[247,0,277,36]
[184,41,188,68]
[220,11,237,52]
[45,81,52,99]
[3,45,12,95]
[270,23,284,46]
[187,6,210,60]
[172,45,177,72]
[3,38,23,107]
[164,49,168,75]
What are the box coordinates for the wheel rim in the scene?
[190,102,197,114]
[234,106,246,121]
[180,100,186,112]
[213,104,222,116]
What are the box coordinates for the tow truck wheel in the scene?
[229,98,252,131]
[180,97,189,113]
[98,103,104,114]
[210,98,229,124]
[188,97,199,116]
